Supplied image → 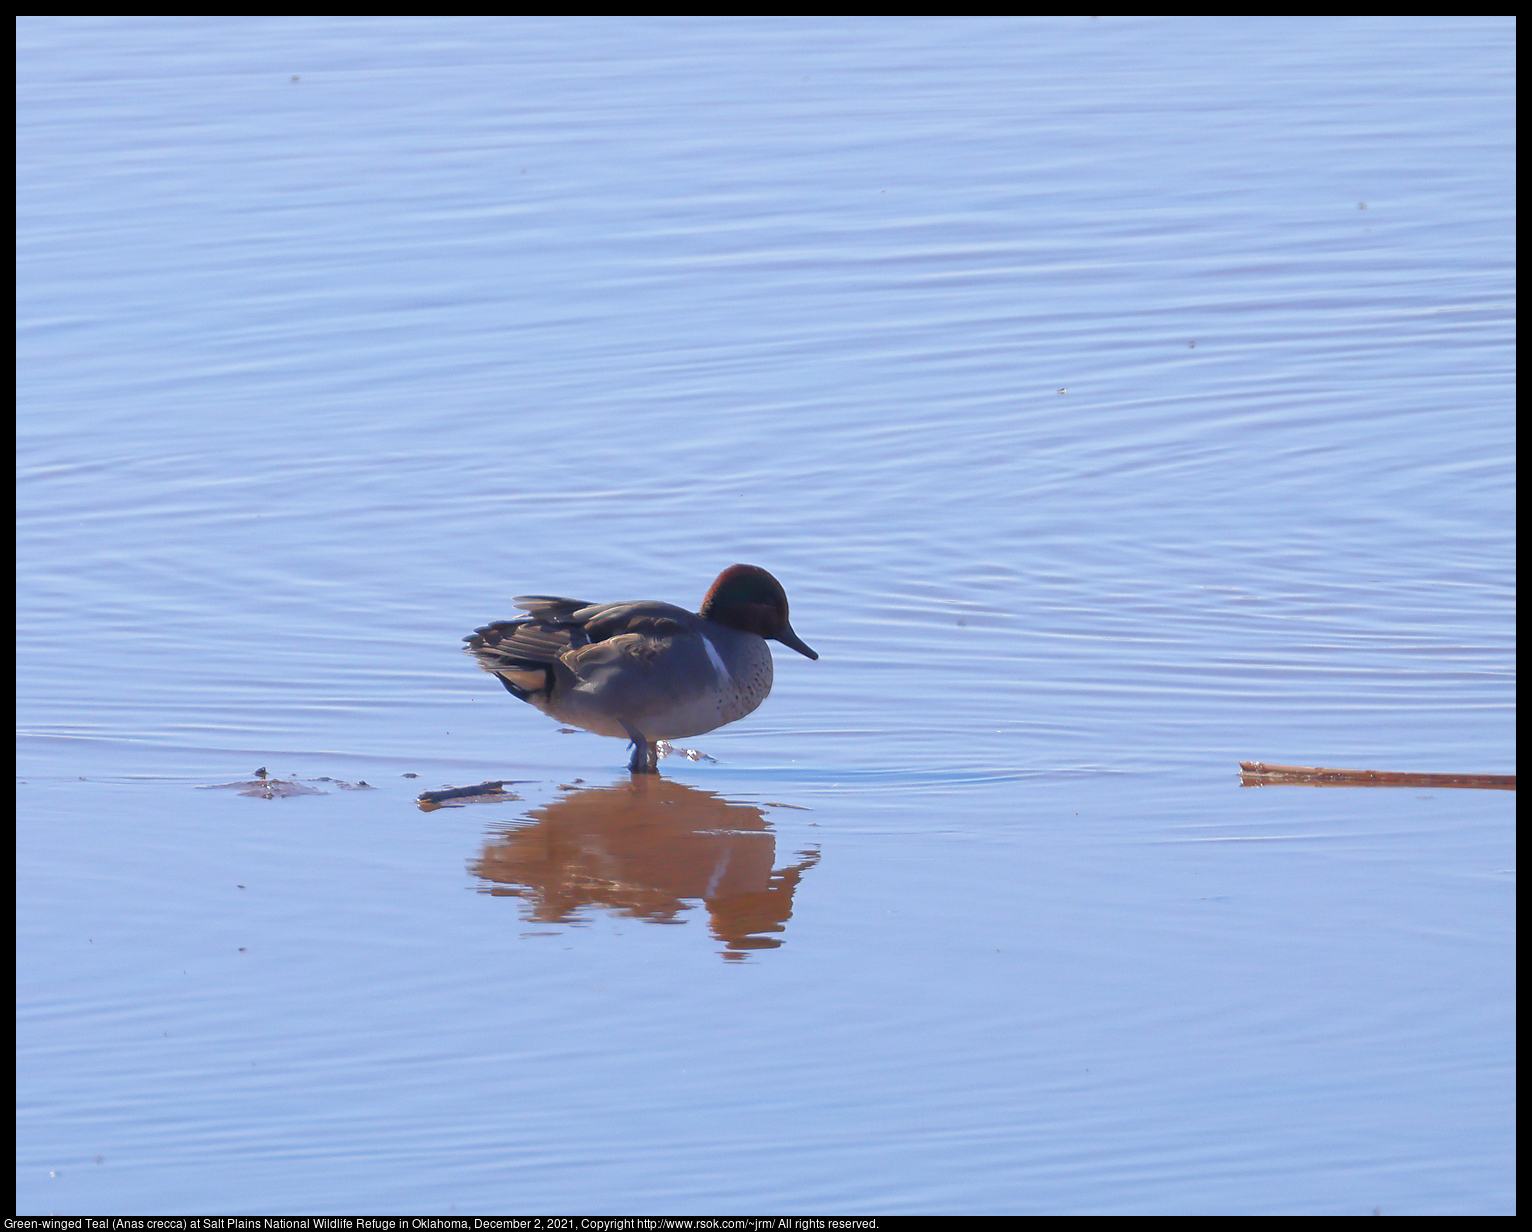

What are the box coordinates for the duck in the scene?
[463,564,817,774]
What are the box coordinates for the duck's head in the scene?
[700,564,818,660]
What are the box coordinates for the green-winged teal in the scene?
[464,564,817,773]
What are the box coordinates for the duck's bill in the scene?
[775,625,819,660]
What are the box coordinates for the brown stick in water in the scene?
[1238,762,1514,791]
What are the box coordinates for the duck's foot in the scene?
[624,730,659,775]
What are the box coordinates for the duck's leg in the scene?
[620,722,659,775]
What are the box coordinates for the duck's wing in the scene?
[465,618,582,663]
[462,617,578,701]
[575,600,696,643]
[465,597,700,703]
[465,596,593,700]
[480,598,694,649]
[509,595,595,621]
[464,595,595,673]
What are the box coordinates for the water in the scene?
[17,16,1514,1215]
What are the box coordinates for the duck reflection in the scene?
[470,777,819,960]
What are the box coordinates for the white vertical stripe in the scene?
[701,634,732,684]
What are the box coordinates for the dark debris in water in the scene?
[198,773,378,798]
[417,780,531,810]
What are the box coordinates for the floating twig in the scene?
[1239,762,1514,791]
[417,780,530,808]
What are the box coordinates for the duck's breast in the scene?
[656,625,775,739]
